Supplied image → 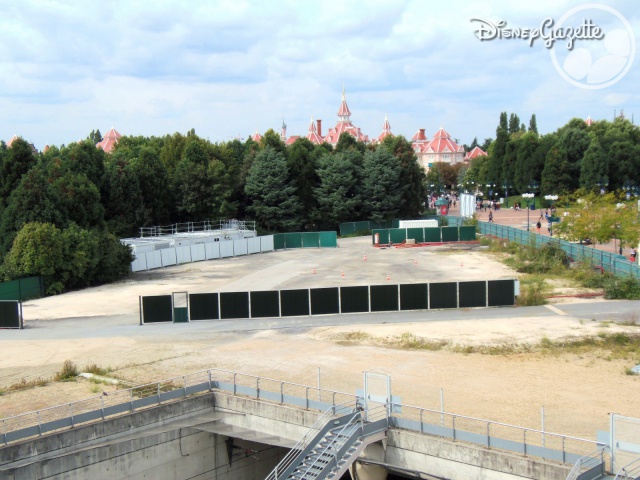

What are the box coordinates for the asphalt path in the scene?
[3,299,638,341]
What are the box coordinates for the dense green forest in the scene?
[1,113,639,295]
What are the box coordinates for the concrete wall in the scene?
[1,392,575,480]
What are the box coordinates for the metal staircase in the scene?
[565,448,606,480]
[265,403,389,480]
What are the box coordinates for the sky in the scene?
[1,0,638,151]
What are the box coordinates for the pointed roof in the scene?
[585,115,594,126]
[422,128,464,154]
[411,128,427,142]
[306,117,324,144]
[250,131,262,142]
[337,88,351,121]
[7,134,19,148]
[96,127,122,153]
[464,146,488,161]
[285,135,300,146]
[377,115,393,142]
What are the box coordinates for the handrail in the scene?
[138,219,256,237]
[614,457,640,480]
[264,401,354,480]
[565,447,605,480]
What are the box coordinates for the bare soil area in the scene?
[1,237,638,442]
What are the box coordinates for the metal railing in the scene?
[264,400,355,480]
[448,216,640,278]
[615,457,640,480]
[0,367,600,467]
[139,219,256,237]
[565,448,605,480]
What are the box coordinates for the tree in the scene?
[131,147,171,226]
[0,137,37,207]
[287,138,319,229]
[579,139,607,190]
[541,146,573,194]
[315,152,361,229]
[361,146,404,223]
[88,129,103,144]
[508,113,521,135]
[382,135,426,217]
[335,133,366,154]
[245,147,301,232]
[528,114,538,134]
[102,155,143,236]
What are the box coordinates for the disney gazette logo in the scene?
[469,17,603,50]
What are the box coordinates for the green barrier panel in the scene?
[319,231,338,248]
[339,222,356,236]
[488,280,515,306]
[302,232,320,248]
[370,285,399,312]
[220,292,250,319]
[284,233,303,249]
[459,226,476,241]
[441,226,459,242]
[273,233,285,250]
[372,229,390,245]
[355,221,371,232]
[429,282,457,309]
[0,301,20,328]
[142,295,173,323]
[280,289,310,317]
[407,228,424,243]
[459,281,487,308]
[173,307,189,323]
[390,228,407,244]
[0,276,43,302]
[399,283,429,310]
[392,218,400,228]
[424,228,441,242]
[310,287,340,315]
[340,286,369,313]
[189,293,219,320]
[250,291,280,318]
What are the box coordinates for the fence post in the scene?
[305,387,310,409]
[233,373,237,395]
[131,389,135,412]
[157,383,161,403]
[256,378,260,399]
[524,429,527,455]
[487,422,491,448]
[2,419,7,446]
[420,409,424,434]
[280,382,284,405]
[183,376,187,397]
[37,411,42,437]
[452,416,456,441]
[208,370,212,391]
[562,437,566,464]
[101,396,105,420]
[70,403,74,428]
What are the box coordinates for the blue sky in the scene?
[1,0,638,150]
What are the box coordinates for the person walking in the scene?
[632,248,637,263]
[488,211,493,223]
[536,220,541,234]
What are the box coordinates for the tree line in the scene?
[460,113,640,196]
[0,130,426,293]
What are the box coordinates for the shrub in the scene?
[54,360,79,381]
[604,276,640,300]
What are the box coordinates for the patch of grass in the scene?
[516,276,547,306]
[6,377,49,392]
[54,360,79,381]
[604,276,640,300]
[83,363,111,376]
[624,367,637,376]
[389,333,448,351]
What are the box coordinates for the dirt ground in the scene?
[1,236,639,443]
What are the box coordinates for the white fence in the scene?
[131,235,276,272]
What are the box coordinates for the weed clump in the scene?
[54,360,79,381]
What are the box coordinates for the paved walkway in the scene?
[447,202,634,260]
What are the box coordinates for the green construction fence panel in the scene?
[370,285,399,312]
[392,218,400,228]
[0,301,20,328]
[280,289,310,317]
[0,276,44,302]
[390,228,407,244]
[142,295,173,323]
[459,226,476,241]
[273,233,285,250]
[424,228,441,243]
[340,286,369,314]
[284,233,303,249]
[310,287,340,315]
[399,283,429,311]
[339,222,356,236]
[302,232,320,248]
[458,281,487,308]
[429,282,458,309]
[250,290,280,318]
[372,229,390,245]
[220,292,250,319]
[189,293,219,320]
[173,307,189,323]
[407,228,424,243]
[355,221,371,232]
[488,280,515,306]
[319,231,338,248]
[441,226,459,242]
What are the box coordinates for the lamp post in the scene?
[523,193,535,231]
[502,183,511,207]
[544,194,558,209]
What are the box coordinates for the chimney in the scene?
[317,119,322,138]
[419,128,426,140]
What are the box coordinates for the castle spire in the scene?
[337,88,351,122]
